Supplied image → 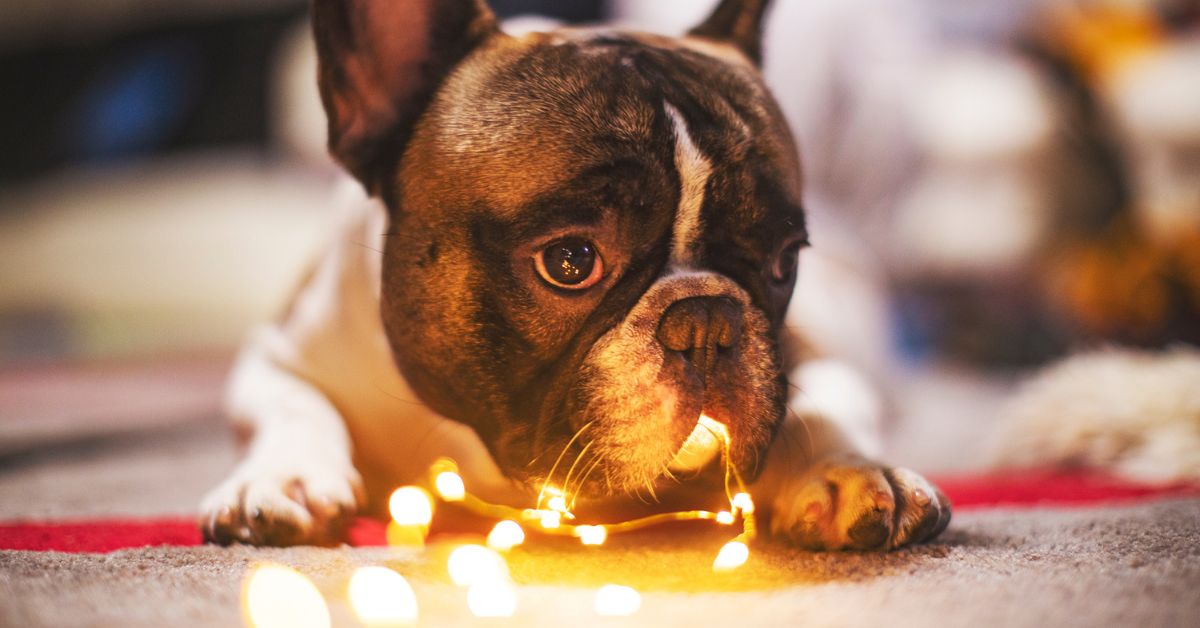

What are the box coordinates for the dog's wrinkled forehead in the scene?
[399,30,802,224]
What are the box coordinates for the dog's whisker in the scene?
[660,464,681,484]
[536,420,594,508]
[784,403,816,466]
[353,241,385,255]
[569,455,604,510]
[643,478,660,503]
[373,383,431,408]
[560,440,594,498]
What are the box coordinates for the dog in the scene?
[199,0,950,551]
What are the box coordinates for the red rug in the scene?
[3,469,1198,553]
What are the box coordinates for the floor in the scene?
[2,358,1198,627]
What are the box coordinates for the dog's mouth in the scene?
[499,272,786,500]
[517,407,768,507]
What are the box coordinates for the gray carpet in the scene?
[3,417,1200,627]
[3,500,1198,627]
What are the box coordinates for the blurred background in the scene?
[1,0,1197,472]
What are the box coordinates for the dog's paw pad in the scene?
[769,458,950,551]
[200,465,363,547]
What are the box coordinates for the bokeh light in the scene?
[486,520,526,551]
[347,566,418,627]
[434,471,466,502]
[467,581,518,618]
[594,584,641,617]
[447,545,509,587]
[388,486,433,526]
[243,564,330,628]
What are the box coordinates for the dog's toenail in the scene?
[911,488,930,507]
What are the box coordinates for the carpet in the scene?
[2,362,1199,627]
[3,499,1198,627]
[3,446,1199,627]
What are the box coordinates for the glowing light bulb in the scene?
[715,511,735,525]
[539,511,562,529]
[243,564,330,628]
[732,492,755,514]
[347,567,418,626]
[547,495,568,513]
[594,584,641,617]
[389,486,433,526]
[713,540,750,572]
[576,525,607,546]
[385,521,426,547]
[447,545,509,587]
[487,520,525,551]
[467,581,517,617]
[434,471,466,502]
[668,414,728,472]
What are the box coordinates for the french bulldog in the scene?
[200,0,950,551]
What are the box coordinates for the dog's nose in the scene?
[656,297,742,375]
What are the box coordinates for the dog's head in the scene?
[314,0,806,497]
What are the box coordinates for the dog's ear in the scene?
[688,0,771,66]
[313,0,498,193]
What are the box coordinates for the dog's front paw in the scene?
[768,456,950,551]
[199,460,364,547]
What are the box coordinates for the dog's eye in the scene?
[534,238,604,290]
[771,239,804,284]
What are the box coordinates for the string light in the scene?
[539,511,562,530]
[435,471,466,502]
[347,567,419,626]
[575,525,607,546]
[712,540,750,572]
[732,492,755,514]
[243,564,330,628]
[486,520,526,551]
[388,487,433,527]
[447,545,509,587]
[594,585,641,616]
[410,414,757,573]
[244,416,754,627]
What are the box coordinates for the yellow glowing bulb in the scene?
[547,495,568,513]
[347,567,418,626]
[576,525,607,546]
[713,540,750,572]
[715,511,735,525]
[594,584,641,617]
[669,414,727,472]
[486,520,526,551]
[732,492,755,514]
[389,486,433,526]
[447,545,509,587]
[385,521,426,548]
[539,511,562,529]
[243,564,330,628]
[699,414,728,437]
[467,581,518,617]
[434,471,466,502]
